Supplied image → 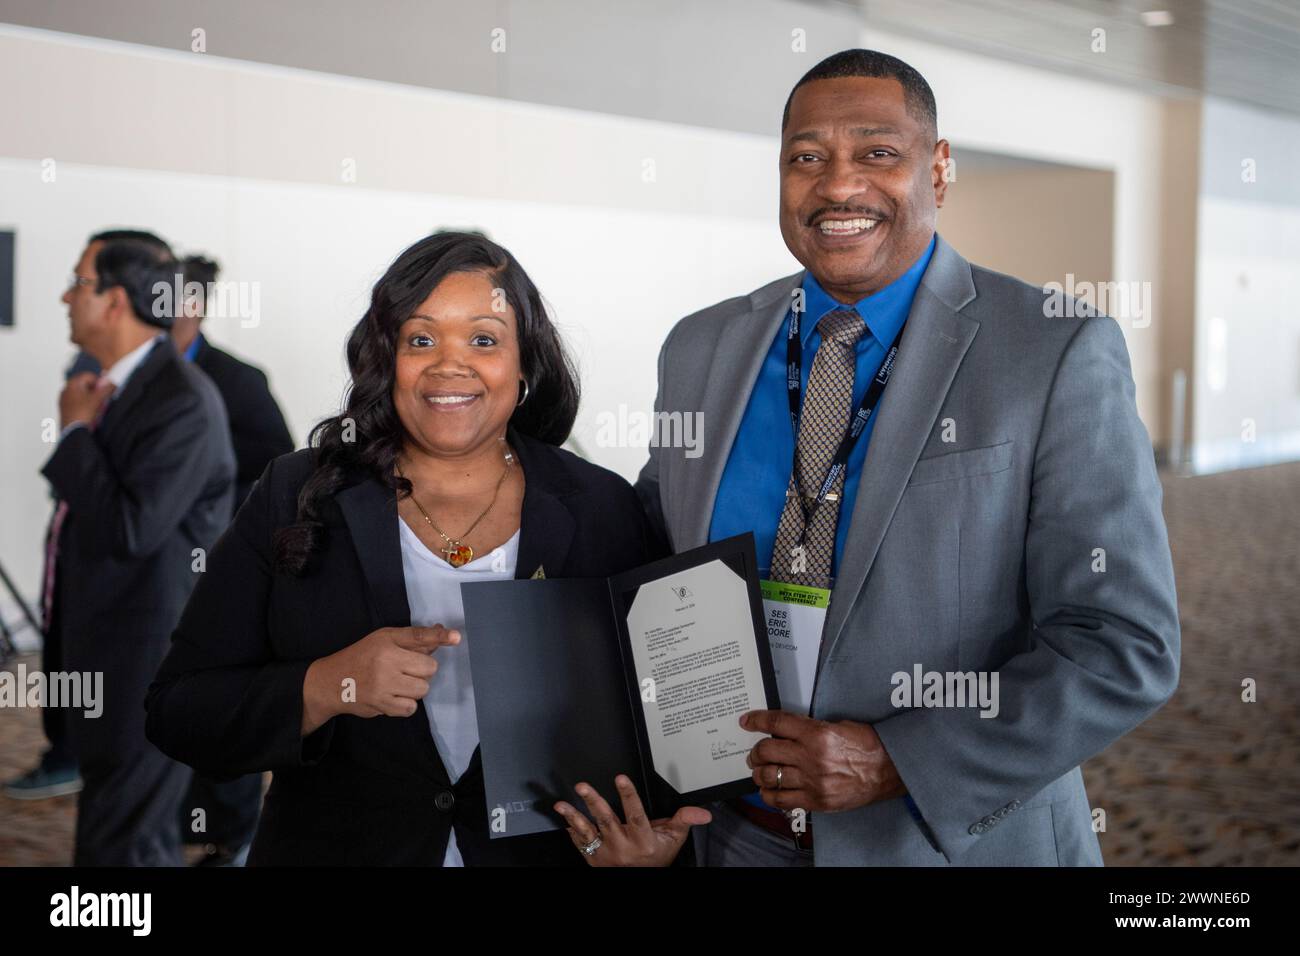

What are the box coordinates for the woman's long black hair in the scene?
[273,231,580,576]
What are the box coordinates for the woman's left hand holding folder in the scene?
[553,774,711,866]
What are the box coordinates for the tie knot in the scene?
[816,308,867,347]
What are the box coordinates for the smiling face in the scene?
[779,75,949,303]
[392,270,525,460]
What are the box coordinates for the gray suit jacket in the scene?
[634,235,1180,866]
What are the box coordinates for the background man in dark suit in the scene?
[4,230,173,804]
[39,233,235,865]
[171,254,295,508]
[170,253,295,865]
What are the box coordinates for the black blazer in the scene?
[145,428,663,866]
[192,337,295,509]
[42,337,235,759]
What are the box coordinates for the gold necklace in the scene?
[400,443,515,568]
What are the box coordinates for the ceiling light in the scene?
[1140,10,1175,26]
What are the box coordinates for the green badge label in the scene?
[760,579,831,609]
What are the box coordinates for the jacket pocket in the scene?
[907,440,1014,488]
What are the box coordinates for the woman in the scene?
[145,232,705,866]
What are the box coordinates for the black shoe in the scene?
[3,764,83,800]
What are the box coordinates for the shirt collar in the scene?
[182,331,205,364]
[798,233,937,349]
[103,333,166,394]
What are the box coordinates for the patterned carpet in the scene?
[1081,461,1300,865]
[2,462,1297,866]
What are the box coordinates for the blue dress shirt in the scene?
[708,234,935,577]
[182,332,204,364]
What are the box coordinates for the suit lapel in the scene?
[514,491,575,582]
[679,274,802,548]
[817,238,980,667]
[96,338,169,444]
[336,478,412,629]
[511,429,576,580]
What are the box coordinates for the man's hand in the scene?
[59,372,115,430]
[741,709,906,813]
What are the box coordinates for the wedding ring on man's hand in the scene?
[581,836,603,856]
[775,766,785,789]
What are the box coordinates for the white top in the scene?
[398,517,519,867]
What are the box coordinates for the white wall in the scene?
[862,28,1176,442]
[0,26,798,637]
[1191,98,1300,473]
[0,20,1192,637]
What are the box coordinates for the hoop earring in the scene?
[516,380,530,407]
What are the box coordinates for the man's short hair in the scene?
[781,49,937,139]
[89,228,173,258]
[181,254,220,289]
[93,238,179,329]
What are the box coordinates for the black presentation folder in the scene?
[461,532,779,839]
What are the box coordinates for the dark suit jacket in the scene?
[42,337,235,760]
[145,428,662,866]
[192,337,294,509]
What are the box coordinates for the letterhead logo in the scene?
[668,584,696,611]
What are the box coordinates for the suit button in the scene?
[435,791,455,812]
[969,823,986,835]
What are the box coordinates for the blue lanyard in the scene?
[784,307,905,531]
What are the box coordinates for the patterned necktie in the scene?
[41,379,111,634]
[770,308,868,588]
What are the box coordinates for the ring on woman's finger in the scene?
[581,836,603,856]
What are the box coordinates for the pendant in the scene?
[444,544,474,567]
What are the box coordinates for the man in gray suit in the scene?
[634,49,1180,866]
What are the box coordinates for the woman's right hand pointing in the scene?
[301,625,460,735]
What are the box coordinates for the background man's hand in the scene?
[742,709,906,813]
[59,372,115,430]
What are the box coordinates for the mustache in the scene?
[806,206,890,226]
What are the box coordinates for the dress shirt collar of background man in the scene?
[102,333,163,392]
